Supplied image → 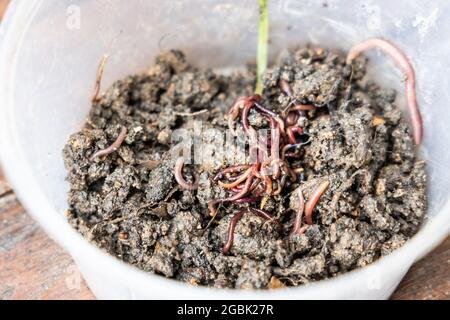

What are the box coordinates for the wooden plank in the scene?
[390,237,450,300]
[0,180,94,300]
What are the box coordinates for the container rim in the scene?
[0,0,449,299]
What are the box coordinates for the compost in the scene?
[63,48,427,289]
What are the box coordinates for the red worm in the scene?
[286,112,299,126]
[222,210,248,254]
[228,97,248,117]
[241,102,262,160]
[282,160,297,182]
[231,178,260,193]
[290,189,305,236]
[251,163,262,179]
[287,126,303,144]
[346,37,423,145]
[252,101,286,135]
[269,159,297,182]
[272,175,287,196]
[241,99,256,135]
[214,165,250,181]
[249,208,283,231]
[227,95,260,135]
[235,197,259,204]
[263,175,273,194]
[291,104,317,111]
[218,167,252,189]
[231,186,243,193]
[281,144,294,160]
[279,79,316,114]
[249,178,261,192]
[281,141,309,160]
[254,101,278,119]
[305,181,330,225]
[91,126,127,160]
[208,174,254,216]
[254,184,267,197]
[174,157,199,191]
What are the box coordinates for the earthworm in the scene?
[287,126,303,144]
[249,208,283,231]
[305,180,330,225]
[346,37,423,145]
[263,175,273,194]
[297,225,309,235]
[231,176,256,192]
[286,112,299,126]
[283,162,298,182]
[254,101,278,119]
[222,210,248,254]
[241,99,255,136]
[249,178,262,192]
[235,197,259,204]
[208,174,254,216]
[228,97,248,117]
[231,178,260,194]
[174,157,199,191]
[90,126,127,160]
[231,186,242,193]
[253,101,286,135]
[279,79,315,114]
[218,167,252,189]
[282,140,311,160]
[270,159,297,182]
[254,184,267,197]
[213,165,250,181]
[227,96,250,135]
[272,176,286,196]
[252,163,263,179]
[290,189,305,236]
[290,104,317,111]
[281,144,296,160]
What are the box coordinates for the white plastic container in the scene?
[1,0,449,299]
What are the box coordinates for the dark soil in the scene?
[63,48,427,289]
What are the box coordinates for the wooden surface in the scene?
[0,170,94,300]
[0,168,448,300]
[0,1,448,301]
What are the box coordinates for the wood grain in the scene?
[0,171,95,300]
[0,168,448,300]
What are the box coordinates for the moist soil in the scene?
[63,48,427,289]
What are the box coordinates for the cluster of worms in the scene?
[206,80,333,254]
[89,38,423,255]
[174,38,424,255]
